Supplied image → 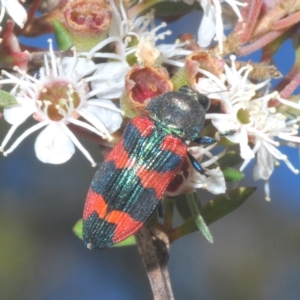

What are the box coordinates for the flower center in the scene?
[237,108,250,124]
[39,80,81,121]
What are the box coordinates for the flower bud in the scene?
[64,0,112,51]
[122,65,173,117]
[0,21,31,70]
[185,52,224,86]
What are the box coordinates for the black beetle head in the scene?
[145,86,210,140]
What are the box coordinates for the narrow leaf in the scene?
[152,1,201,17]
[218,151,242,168]
[222,167,244,182]
[0,90,17,107]
[163,197,175,231]
[200,187,256,225]
[73,219,136,247]
[174,193,201,220]
[113,236,136,247]
[73,219,83,240]
[52,19,73,51]
[170,187,256,243]
[186,193,213,243]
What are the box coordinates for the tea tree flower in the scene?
[107,0,191,67]
[82,0,191,102]
[166,143,226,197]
[0,40,122,165]
[188,145,227,194]
[193,0,247,53]
[0,0,27,29]
[197,55,300,200]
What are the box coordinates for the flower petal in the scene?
[6,0,28,28]
[61,57,97,81]
[3,97,35,125]
[34,124,75,164]
[91,62,129,99]
[85,99,122,133]
[239,128,254,160]
[197,6,216,48]
[205,168,226,194]
[253,144,274,181]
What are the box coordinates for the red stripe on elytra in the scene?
[106,138,132,169]
[84,189,143,242]
[83,189,108,220]
[160,135,187,156]
[136,166,178,198]
[107,210,143,243]
[131,115,154,137]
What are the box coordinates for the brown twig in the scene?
[135,226,174,300]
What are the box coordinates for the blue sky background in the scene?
[0,9,300,300]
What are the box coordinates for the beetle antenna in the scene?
[206,90,228,96]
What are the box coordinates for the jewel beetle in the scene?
[83,86,221,249]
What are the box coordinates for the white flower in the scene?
[196,55,300,200]
[0,0,27,29]
[107,0,191,67]
[166,143,226,197]
[0,40,123,165]
[80,0,191,99]
[191,0,247,54]
[188,144,227,194]
[85,61,130,100]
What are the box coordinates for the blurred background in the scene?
[1,10,300,300]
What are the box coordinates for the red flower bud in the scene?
[123,65,173,115]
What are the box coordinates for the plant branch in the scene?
[135,226,174,300]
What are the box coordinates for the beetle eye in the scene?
[197,94,210,111]
[178,86,211,111]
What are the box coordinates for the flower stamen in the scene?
[59,123,97,167]
[3,121,48,156]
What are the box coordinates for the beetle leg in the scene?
[187,152,208,177]
[219,129,236,137]
[193,136,217,144]
[193,129,236,145]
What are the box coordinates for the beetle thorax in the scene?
[146,90,207,141]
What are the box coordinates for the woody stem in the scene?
[135,226,174,300]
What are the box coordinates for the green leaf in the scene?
[173,193,202,220]
[162,197,175,230]
[73,218,136,247]
[152,1,201,18]
[73,219,83,240]
[218,151,242,169]
[52,19,73,51]
[169,187,256,242]
[200,187,256,225]
[186,193,213,243]
[0,90,17,107]
[222,167,244,182]
[113,235,136,247]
